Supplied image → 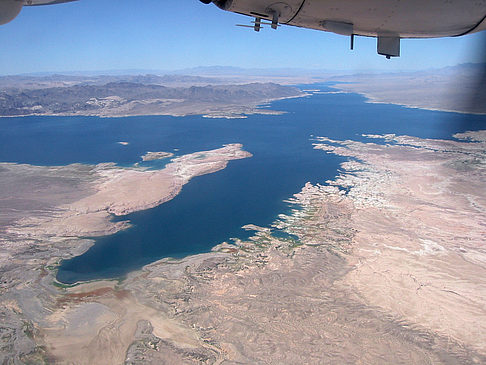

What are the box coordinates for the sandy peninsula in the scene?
[5,144,251,241]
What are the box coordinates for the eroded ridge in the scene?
[309,131,486,358]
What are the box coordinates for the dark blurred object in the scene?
[468,35,486,114]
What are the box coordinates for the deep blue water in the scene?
[1,84,484,284]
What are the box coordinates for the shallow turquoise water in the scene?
[1,84,484,283]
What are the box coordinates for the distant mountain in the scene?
[170,66,335,77]
[17,69,171,77]
[0,74,225,90]
[4,63,484,80]
[3,66,345,79]
[0,80,303,117]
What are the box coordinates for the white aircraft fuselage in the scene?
[2,0,486,57]
[205,0,486,57]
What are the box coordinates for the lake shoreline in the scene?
[1,86,486,363]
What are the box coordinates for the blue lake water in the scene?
[0,84,484,284]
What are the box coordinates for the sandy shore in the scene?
[330,76,486,115]
[342,87,486,115]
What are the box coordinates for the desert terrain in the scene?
[1,67,485,363]
[1,128,485,363]
[331,64,486,114]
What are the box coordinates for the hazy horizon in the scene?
[1,61,484,78]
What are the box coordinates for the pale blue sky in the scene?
[0,0,484,75]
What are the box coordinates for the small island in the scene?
[141,151,174,161]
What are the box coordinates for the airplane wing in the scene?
[0,0,77,26]
[203,0,486,58]
[24,0,78,6]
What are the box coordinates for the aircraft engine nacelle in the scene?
[0,0,23,25]
[202,0,486,58]
[207,0,486,38]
